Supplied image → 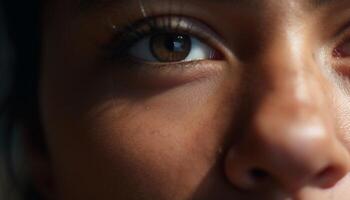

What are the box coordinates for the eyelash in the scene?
[103,15,223,61]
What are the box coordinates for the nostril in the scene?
[250,168,270,182]
[314,166,344,188]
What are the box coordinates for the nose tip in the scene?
[224,124,350,193]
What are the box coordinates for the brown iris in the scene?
[150,33,192,62]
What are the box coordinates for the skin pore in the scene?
[31,0,350,199]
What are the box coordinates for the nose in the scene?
[224,51,350,193]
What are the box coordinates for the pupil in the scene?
[165,35,187,52]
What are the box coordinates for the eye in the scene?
[334,40,350,58]
[128,32,219,63]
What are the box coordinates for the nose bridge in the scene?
[255,28,323,119]
[251,38,325,131]
[255,55,323,139]
[252,35,332,172]
[253,31,334,172]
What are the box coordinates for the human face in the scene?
[38,0,350,199]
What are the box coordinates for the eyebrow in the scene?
[79,0,344,12]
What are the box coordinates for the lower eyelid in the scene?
[119,59,227,85]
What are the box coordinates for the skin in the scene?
[31,0,350,199]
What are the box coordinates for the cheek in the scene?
[41,70,238,200]
[331,81,350,150]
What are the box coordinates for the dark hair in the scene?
[1,0,43,199]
